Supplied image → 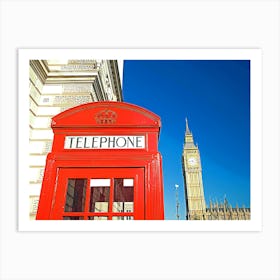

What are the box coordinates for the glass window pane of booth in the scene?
[64,179,87,212]
[112,216,134,220]
[88,216,108,220]
[63,216,84,220]
[89,179,110,212]
[113,178,134,213]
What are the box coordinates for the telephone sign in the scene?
[64,135,145,149]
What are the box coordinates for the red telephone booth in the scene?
[36,101,164,220]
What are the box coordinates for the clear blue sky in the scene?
[122,60,250,220]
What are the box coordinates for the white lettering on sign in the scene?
[64,136,145,149]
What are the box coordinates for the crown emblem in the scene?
[95,109,117,124]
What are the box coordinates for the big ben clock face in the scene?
[188,157,197,166]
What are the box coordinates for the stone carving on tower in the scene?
[182,118,207,220]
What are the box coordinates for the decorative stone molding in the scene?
[62,84,93,93]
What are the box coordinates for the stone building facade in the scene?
[182,119,250,220]
[29,59,123,219]
[206,199,250,220]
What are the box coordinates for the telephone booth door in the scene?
[51,168,144,220]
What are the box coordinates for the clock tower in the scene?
[182,119,206,220]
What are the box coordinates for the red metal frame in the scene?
[36,101,164,220]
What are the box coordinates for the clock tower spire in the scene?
[182,118,206,220]
[185,117,191,134]
[184,118,195,148]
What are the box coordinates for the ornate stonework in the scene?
[60,64,97,71]
[182,119,251,220]
[62,84,93,93]
[182,119,206,220]
[68,59,97,65]
[205,200,250,220]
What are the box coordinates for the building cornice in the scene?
[30,60,48,84]
[109,60,123,101]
